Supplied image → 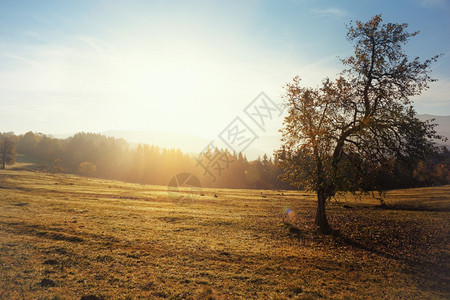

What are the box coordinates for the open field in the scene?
[0,169,449,299]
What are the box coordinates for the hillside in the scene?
[417,114,450,146]
[0,169,449,299]
[48,115,449,158]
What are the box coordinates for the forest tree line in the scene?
[1,131,291,189]
[0,131,449,189]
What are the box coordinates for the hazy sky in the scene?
[1,0,449,140]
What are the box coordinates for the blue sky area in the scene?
[0,0,449,142]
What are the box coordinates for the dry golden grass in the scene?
[0,169,449,299]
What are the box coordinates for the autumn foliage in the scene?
[277,15,446,232]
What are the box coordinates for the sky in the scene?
[0,0,449,152]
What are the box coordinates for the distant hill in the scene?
[103,115,450,155]
[417,114,450,146]
[102,130,210,154]
[50,129,281,159]
[101,130,282,159]
[48,114,449,157]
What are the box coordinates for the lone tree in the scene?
[277,15,444,233]
[0,134,16,169]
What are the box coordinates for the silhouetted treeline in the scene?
[5,131,449,189]
[11,131,292,189]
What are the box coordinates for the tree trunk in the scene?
[315,190,332,234]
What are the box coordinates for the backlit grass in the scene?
[0,169,449,299]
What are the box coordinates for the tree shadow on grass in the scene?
[283,222,305,239]
[329,227,450,296]
[376,203,450,212]
[330,230,401,261]
[284,205,450,296]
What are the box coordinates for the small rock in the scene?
[80,296,104,300]
[43,259,58,265]
[291,286,303,294]
[39,278,56,287]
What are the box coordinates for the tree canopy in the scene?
[0,133,16,169]
[277,15,445,233]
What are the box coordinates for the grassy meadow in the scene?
[0,168,449,299]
